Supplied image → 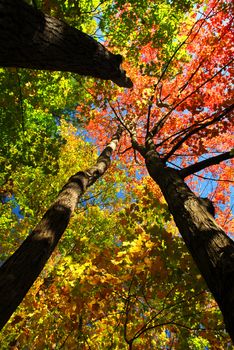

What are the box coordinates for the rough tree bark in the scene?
[0,0,132,88]
[144,147,234,341]
[0,127,123,330]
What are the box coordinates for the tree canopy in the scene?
[0,0,233,348]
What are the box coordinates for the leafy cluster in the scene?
[0,165,229,348]
[0,0,233,348]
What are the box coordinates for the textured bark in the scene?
[0,0,132,88]
[0,127,123,330]
[145,148,234,342]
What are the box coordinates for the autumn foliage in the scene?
[0,0,234,348]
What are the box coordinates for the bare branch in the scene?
[177,22,230,95]
[146,84,156,137]
[180,151,234,178]
[132,290,206,341]
[168,161,234,182]
[119,146,133,155]
[145,4,221,138]
[195,176,234,183]
[151,59,234,137]
[109,102,133,137]
[155,110,222,149]
[163,104,234,161]
[178,58,206,94]
[123,275,135,346]
[153,5,215,91]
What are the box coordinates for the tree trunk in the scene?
[0,0,132,88]
[0,127,123,330]
[145,148,234,341]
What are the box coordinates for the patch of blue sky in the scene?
[2,195,24,221]
[93,16,105,43]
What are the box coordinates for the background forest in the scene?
[0,0,233,349]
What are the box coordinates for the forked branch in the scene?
[150,59,234,137]
[163,104,234,161]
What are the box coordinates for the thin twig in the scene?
[151,59,234,137]
[109,102,133,136]
[144,3,219,140]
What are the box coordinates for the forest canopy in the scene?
[0,0,233,348]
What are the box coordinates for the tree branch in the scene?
[155,110,222,149]
[180,151,234,178]
[0,0,132,88]
[109,102,133,136]
[144,5,221,139]
[123,276,135,346]
[131,133,146,157]
[146,84,156,137]
[163,104,234,161]
[144,7,218,138]
[153,6,215,91]
[151,59,234,137]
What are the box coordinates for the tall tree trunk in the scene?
[0,127,123,330]
[0,0,132,88]
[145,148,234,341]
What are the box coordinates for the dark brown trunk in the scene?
[145,148,234,342]
[0,0,132,88]
[0,127,123,330]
